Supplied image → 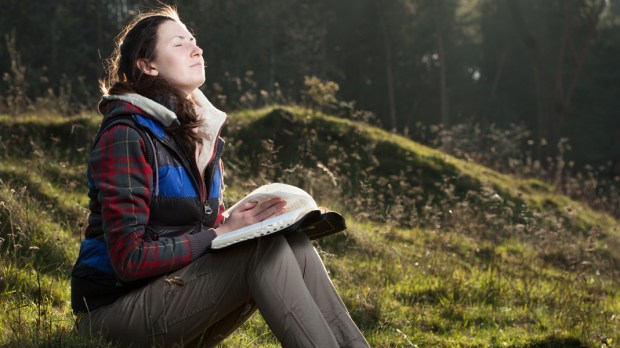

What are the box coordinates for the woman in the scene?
[71,5,369,348]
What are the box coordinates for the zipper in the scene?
[160,134,225,225]
[201,138,225,221]
[205,138,225,201]
[161,137,209,225]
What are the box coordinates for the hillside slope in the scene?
[0,108,618,347]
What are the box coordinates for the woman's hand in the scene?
[214,198,287,236]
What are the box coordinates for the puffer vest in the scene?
[71,113,224,313]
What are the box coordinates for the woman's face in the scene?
[139,20,205,96]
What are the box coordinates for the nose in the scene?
[192,43,203,57]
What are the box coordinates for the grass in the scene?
[0,107,619,347]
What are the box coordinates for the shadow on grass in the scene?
[0,170,83,280]
[0,117,96,164]
[0,168,86,236]
[520,336,588,348]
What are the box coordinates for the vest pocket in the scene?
[146,224,200,240]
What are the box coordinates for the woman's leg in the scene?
[182,301,256,347]
[78,239,260,347]
[284,232,370,348]
[245,234,340,347]
[78,234,340,347]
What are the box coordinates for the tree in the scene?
[478,0,607,163]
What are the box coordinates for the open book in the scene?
[211,183,346,249]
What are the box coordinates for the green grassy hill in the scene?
[0,107,618,347]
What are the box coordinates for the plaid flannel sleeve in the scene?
[90,125,215,282]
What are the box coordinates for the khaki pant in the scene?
[77,232,369,348]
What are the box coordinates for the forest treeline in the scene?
[1,0,619,173]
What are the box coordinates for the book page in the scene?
[223,183,318,218]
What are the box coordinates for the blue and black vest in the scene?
[71,113,224,313]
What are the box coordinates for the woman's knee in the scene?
[285,231,315,254]
[285,232,321,264]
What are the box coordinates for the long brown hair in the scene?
[100,5,203,154]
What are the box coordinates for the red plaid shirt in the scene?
[90,124,215,281]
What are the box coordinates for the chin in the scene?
[192,77,206,89]
[179,83,205,96]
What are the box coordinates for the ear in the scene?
[136,58,159,77]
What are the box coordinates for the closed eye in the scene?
[171,35,196,46]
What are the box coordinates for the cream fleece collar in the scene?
[100,89,227,173]
[191,89,227,174]
[100,93,180,128]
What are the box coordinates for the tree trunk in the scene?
[561,0,606,119]
[505,0,547,161]
[435,0,450,126]
[376,5,398,131]
[96,0,102,57]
